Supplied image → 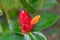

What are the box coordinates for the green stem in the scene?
[29,32,37,40]
[4,7,11,23]
[2,6,13,31]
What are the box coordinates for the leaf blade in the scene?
[33,11,58,31]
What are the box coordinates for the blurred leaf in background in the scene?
[0,9,3,16]
[44,0,57,9]
[0,0,23,8]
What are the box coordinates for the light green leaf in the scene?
[33,11,58,31]
[0,9,3,16]
[33,32,47,40]
[28,33,37,40]
[1,0,22,8]
[44,0,57,9]
[24,32,47,40]
[24,34,31,40]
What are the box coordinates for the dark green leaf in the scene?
[29,0,37,3]
[20,0,36,13]
[0,32,24,40]
[1,16,20,33]
[29,0,57,10]
[0,32,46,40]
[28,0,38,9]
[9,8,18,19]
[11,17,20,32]
[1,19,9,32]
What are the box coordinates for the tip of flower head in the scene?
[20,10,29,15]
[21,10,26,14]
[21,10,25,14]
[30,15,40,25]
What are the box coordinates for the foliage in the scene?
[0,0,59,40]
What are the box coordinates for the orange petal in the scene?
[30,15,40,25]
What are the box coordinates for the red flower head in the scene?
[19,10,40,34]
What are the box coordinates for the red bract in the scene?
[19,10,34,34]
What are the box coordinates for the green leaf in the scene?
[29,0,37,3]
[28,33,37,40]
[0,9,3,16]
[1,0,22,8]
[1,16,20,33]
[24,34,31,40]
[44,0,57,9]
[24,32,47,40]
[11,17,20,32]
[9,8,18,19]
[1,9,20,33]
[37,0,46,10]
[0,23,3,33]
[19,0,46,13]
[28,0,46,10]
[0,31,46,40]
[33,11,58,31]
[0,32,24,40]
[28,0,38,9]
[29,0,57,10]
[33,32,47,40]
[1,19,9,32]
[20,0,36,13]
[20,0,57,12]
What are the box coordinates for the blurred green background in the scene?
[0,0,60,40]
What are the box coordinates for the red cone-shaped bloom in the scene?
[19,10,34,33]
